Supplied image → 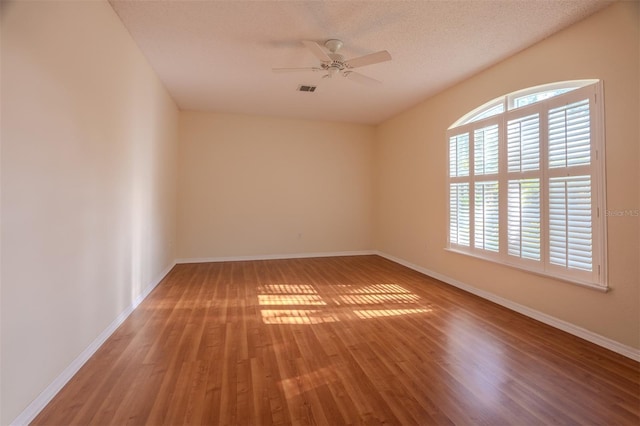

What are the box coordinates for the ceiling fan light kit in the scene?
[273,39,392,86]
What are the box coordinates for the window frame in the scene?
[446,80,607,290]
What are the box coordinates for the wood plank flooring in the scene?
[32,255,639,425]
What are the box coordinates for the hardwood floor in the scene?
[32,255,639,425]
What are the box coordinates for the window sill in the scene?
[444,247,609,293]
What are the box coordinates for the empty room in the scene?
[1,0,639,425]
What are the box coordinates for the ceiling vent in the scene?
[297,85,317,92]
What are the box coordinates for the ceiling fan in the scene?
[273,39,392,86]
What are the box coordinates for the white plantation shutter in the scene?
[508,179,541,260]
[449,132,471,247]
[549,100,591,168]
[546,92,599,283]
[450,183,470,246]
[474,125,499,175]
[506,111,542,263]
[449,133,469,177]
[508,114,540,172]
[475,181,499,252]
[447,80,605,288]
[549,176,592,271]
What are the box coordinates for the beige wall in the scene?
[177,112,374,259]
[1,1,179,423]
[374,1,639,349]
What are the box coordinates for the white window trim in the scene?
[444,247,608,292]
[446,80,607,290]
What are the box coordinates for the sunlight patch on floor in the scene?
[257,282,431,325]
[336,293,421,305]
[258,294,326,306]
[258,284,318,294]
[260,309,338,324]
[353,308,431,319]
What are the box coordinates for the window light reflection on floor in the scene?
[260,309,338,324]
[258,284,318,294]
[353,308,431,319]
[258,294,326,306]
[258,283,432,325]
[278,366,339,398]
[334,284,411,294]
[336,293,421,305]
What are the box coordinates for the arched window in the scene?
[451,79,597,127]
[447,80,607,289]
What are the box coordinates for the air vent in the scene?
[297,85,317,92]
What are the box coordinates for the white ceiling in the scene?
[109,0,612,125]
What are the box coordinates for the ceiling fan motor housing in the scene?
[323,53,347,74]
[323,39,348,75]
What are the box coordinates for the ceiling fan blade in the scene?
[302,40,332,63]
[272,67,322,73]
[345,71,382,86]
[345,50,392,68]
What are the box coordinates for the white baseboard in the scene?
[10,261,176,426]
[375,251,640,362]
[175,250,376,264]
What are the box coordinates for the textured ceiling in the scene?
[109,0,612,125]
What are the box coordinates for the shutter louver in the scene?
[475,181,499,252]
[549,176,593,271]
[450,183,470,246]
[508,179,541,260]
[474,125,499,175]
